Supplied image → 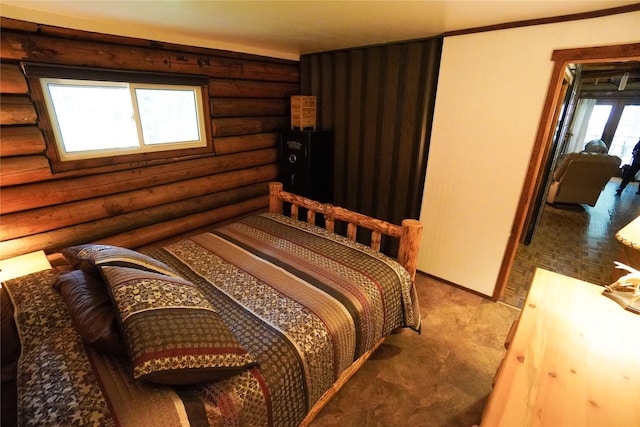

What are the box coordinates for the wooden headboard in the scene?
[268,182,423,280]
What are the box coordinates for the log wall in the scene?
[0,17,299,260]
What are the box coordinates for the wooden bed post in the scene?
[269,182,283,214]
[269,181,423,281]
[397,219,423,281]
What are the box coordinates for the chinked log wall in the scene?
[0,17,299,261]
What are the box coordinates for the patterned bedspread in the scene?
[4,213,420,426]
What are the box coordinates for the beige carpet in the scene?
[310,273,519,427]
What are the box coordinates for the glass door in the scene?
[583,104,612,143]
[609,104,640,164]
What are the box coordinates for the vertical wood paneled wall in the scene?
[0,18,299,260]
[301,39,442,245]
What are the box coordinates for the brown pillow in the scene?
[100,266,258,385]
[53,270,127,356]
[60,244,178,278]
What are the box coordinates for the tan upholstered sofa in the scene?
[546,152,621,207]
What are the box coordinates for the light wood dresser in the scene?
[481,268,640,427]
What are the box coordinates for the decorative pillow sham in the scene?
[61,244,178,277]
[53,269,127,355]
[100,266,258,385]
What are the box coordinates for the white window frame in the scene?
[40,78,208,162]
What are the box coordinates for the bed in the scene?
[1,182,423,426]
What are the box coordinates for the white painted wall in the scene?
[418,12,640,296]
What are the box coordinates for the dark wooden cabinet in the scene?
[280,130,333,203]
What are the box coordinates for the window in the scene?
[582,104,612,143]
[610,105,640,164]
[41,79,206,161]
[24,63,212,172]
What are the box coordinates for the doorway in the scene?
[522,61,640,245]
[564,62,640,162]
[493,42,640,301]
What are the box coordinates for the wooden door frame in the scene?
[493,42,640,300]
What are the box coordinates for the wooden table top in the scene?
[481,268,640,427]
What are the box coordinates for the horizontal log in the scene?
[209,79,299,98]
[1,148,277,213]
[37,22,297,66]
[0,194,269,259]
[0,63,28,94]
[40,25,154,48]
[0,155,52,186]
[98,196,269,251]
[1,164,277,240]
[213,132,279,155]
[212,116,288,137]
[0,95,37,125]
[0,126,46,156]
[0,17,38,32]
[4,148,272,184]
[1,31,298,82]
[211,98,289,117]
[0,151,217,189]
[156,42,298,66]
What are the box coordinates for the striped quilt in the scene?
[7,213,421,426]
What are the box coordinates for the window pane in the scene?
[610,105,640,164]
[47,83,138,152]
[583,104,612,143]
[135,88,200,145]
[39,75,209,169]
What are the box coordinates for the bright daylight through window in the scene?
[585,103,640,164]
[611,105,640,164]
[41,78,207,161]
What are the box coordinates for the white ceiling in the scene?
[1,1,639,60]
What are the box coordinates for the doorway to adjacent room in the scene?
[494,43,640,304]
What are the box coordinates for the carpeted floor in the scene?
[310,273,519,427]
[500,178,640,309]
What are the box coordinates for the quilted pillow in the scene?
[100,266,258,385]
[53,269,127,355]
[61,244,178,277]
